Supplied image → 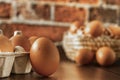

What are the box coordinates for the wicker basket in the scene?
[63,32,120,61]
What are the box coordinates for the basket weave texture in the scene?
[63,32,120,61]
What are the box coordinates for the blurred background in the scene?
[0,0,119,42]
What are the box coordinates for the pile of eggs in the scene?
[75,47,116,66]
[68,20,120,66]
[0,30,60,77]
[69,20,120,38]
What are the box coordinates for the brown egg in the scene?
[30,37,60,76]
[75,48,94,65]
[96,47,116,66]
[107,25,120,39]
[29,36,39,45]
[69,21,81,34]
[76,26,85,35]
[10,31,31,52]
[84,20,104,37]
[0,30,14,52]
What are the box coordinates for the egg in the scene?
[75,48,94,65]
[0,29,14,52]
[96,47,116,66]
[10,31,31,52]
[76,26,85,35]
[30,37,60,76]
[14,46,26,53]
[69,21,81,34]
[107,25,120,39]
[84,20,104,37]
[29,36,39,45]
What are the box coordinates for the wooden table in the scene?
[1,46,120,80]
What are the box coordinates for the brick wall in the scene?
[0,23,68,42]
[0,0,119,42]
[0,2,11,19]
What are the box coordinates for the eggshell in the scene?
[0,30,14,52]
[69,21,81,34]
[107,25,120,39]
[84,20,104,37]
[29,36,39,45]
[30,37,60,76]
[96,47,116,66]
[10,31,31,52]
[75,48,94,65]
[14,46,26,53]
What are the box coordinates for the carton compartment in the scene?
[12,53,32,74]
[0,53,15,78]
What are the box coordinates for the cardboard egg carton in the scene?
[0,52,15,78]
[12,52,32,74]
[0,52,32,78]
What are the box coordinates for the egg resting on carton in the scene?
[0,29,14,78]
[0,29,14,52]
[14,46,26,53]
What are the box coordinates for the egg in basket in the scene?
[63,20,120,66]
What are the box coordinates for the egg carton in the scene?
[63,32,120,61]
[12,52,32,74]
[0,52,32,78]
[0,52,15,78]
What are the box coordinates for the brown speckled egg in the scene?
[30,37,60,76]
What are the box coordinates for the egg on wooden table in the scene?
[75,48,94,65]
[30,37,60,76]
[96,47,116,66]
